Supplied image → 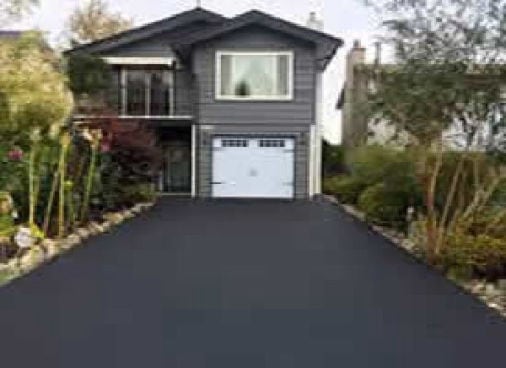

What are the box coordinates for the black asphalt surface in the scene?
[1,199,505,367]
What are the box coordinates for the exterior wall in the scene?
[192,26,317,126]
[197,124,310,199]
[191,26,317,199]
[173,69,195,116]
[87,24,321,199]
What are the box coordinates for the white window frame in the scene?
[215,51,294,101]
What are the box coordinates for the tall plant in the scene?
[80,129,102,223]
[57,133,71,238]
[363,0,506,260]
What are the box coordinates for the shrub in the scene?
[120,183,156,205]
[442,233,506,281]
[490,178,506,208]
[323,175,367,204]
[338,145,422,225]
[357,182,415,230]
[347,145,415,187]
[440,212,506,280]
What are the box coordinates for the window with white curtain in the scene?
[216,51,293,100]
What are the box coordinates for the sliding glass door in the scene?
[123,68,173,116]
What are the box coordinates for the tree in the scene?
[363,0,506,260]
[0,32,72,147]
[68,0,133,44]
[0,0,38,24]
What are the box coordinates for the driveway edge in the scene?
[322,194,506,319]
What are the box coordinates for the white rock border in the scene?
[324,195,506,319]
[0,202,155,287]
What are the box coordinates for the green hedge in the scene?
[323,176,367,204]
[324,145,422,228]
[357,182,416,230]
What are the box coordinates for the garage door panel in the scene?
[212,137,295,199]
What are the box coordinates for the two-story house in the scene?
[66,7,342,199]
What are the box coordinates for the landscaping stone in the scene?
[101,221,112,231]
[131,204,143,214]
[19,247,45,273]
[88,221,104,235]
[60,234,81,250]
[75,227,91,240]
[7,257,19,269]
[41,239,60,259]
[485,283,502,297]
[103,212,124,225]
[0,202,155,287]
[138,202,154,211]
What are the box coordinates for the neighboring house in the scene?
[65,7,342,199]
[337,40,506,150]
[336,40,399,148]
[0,30,52,53]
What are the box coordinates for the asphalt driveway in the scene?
[1,199,505,367]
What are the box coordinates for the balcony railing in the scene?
[74,70,195,118]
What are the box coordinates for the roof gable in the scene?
[177,10,341,47]
[173,10,343,70]
[65,7,225,55]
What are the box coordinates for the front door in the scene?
[162,142,191,193]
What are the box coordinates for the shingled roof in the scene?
[65,7,343,70]
[65,7,225,55]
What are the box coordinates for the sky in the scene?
[8,0,383,144]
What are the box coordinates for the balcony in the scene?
[74,69,195,120]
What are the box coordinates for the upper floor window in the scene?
[124,67,172,116]
[216,51,294,101]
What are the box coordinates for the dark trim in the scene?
[336,85,346,110]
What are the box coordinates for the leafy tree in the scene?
[67,53,112,95]
[363,0,506,260]
[0,32,72,148]
[0,0,38,23]
[68,0,133,44]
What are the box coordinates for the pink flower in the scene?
[7,148,23,161]
[100,141,111,153]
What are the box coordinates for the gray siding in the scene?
[197,124,310,199]
[192,26,317,126]
[174,69,195,116]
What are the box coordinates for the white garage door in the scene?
[212,137,295,198]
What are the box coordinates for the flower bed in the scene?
[0,202,154,287]
[324,195,506,318]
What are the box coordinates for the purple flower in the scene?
[7,148,23,162]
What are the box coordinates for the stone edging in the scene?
[323,195,506,319]
[0,202,155,287]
